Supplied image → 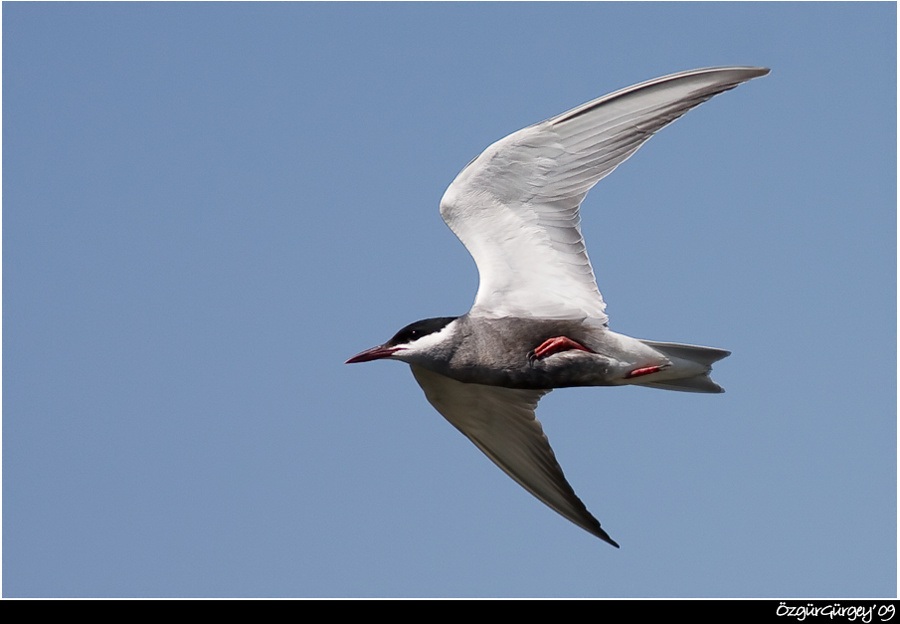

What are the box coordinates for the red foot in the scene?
[624,365,665,379]
[531,336,594,360]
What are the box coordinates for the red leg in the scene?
[531,336,594,360]
[624,365,666,379]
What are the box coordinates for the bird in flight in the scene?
[347,66,769,547]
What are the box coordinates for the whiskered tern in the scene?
[347,67,769,546]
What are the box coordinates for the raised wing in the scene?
[440,66,769,321]
[410,364,618,546]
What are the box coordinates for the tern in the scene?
[347,67,769,547]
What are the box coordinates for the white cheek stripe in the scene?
[404,319,458,352]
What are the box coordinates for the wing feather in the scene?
[440,66,769,320]
[411,365,618,546]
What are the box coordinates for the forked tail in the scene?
[638,339,731,393]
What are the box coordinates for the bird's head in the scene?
[346,316,459,365]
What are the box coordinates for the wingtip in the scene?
[706,65,770,82]
[691,65,770,81]
[709,65,770,75]
[596,527,620,548]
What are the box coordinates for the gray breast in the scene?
[443,316,618,389]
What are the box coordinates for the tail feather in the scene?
[639,340,730,365]
[637,339,730,394]
[643,375,725,393]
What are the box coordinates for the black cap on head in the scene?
[386,316,458,347]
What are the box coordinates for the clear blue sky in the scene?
[3,2,896,598]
